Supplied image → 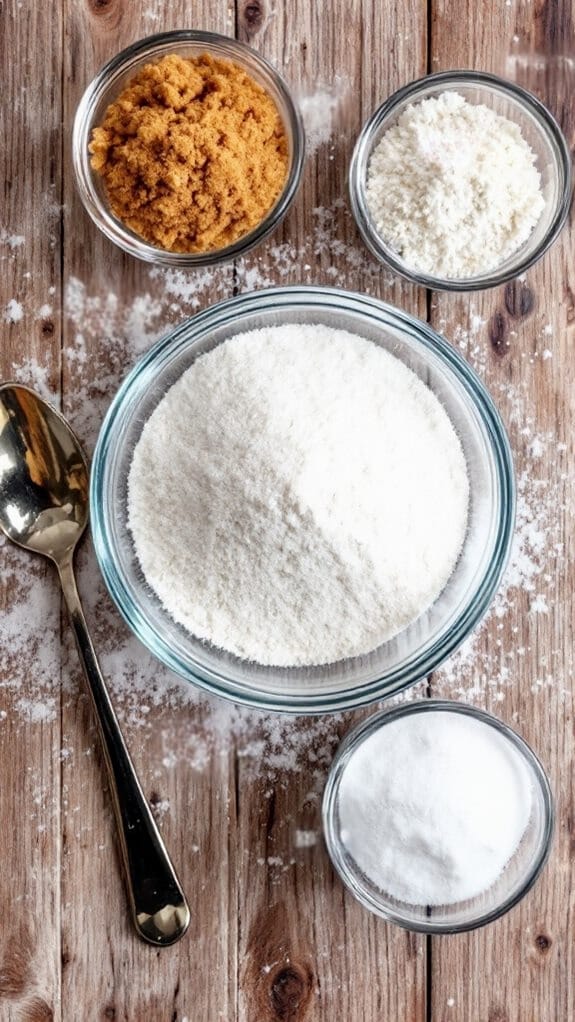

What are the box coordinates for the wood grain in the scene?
[0,0,573,1020]
[429,2,575,1021]
[60,2,238,1021]
[0,1,63,1019]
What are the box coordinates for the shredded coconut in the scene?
[128,325,468,666]
[365,91,545,278]
[338,709,533,905]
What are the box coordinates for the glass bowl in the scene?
[72,30,305,266]
[349,70,572,291]
[322,700,554,933]
[90,286,515,713]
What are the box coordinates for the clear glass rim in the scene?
[72,30,305,267]
[89,286,515,714]
[322,699,555,933]
[349,69,573,292]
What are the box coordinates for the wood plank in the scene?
[429,2,575,1019]
[60,3,238,1020]
[234,2,428,1019]
[3,1,573,1019]
[0,1,63,1019]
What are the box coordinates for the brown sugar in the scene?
[89,53,289,253]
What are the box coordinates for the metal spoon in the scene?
[0,383,190,947]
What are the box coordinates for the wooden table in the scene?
[1,1,573,1019]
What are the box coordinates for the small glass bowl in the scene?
[349,70,572,291]
[72,30,305,266]
[322,700,554,933]
[90,286,515,714]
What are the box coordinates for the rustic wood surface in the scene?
[0,1,573,1020]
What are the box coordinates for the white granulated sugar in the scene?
[128,325,468,667]
[338,711,533,905]
[366,91,545,278]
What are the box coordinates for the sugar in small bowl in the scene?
[73,30,304,266]
[349,70,572,291]
[322,700,553,933]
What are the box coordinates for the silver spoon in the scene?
[0,382,190,947]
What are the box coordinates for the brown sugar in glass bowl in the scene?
[73,31,305,266]
[89,53,288,254]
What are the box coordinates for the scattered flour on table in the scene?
[297,80,348,154]
[0,228,25,251]
[295,829,317,848]
[4,298,24,323]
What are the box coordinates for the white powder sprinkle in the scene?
[295,829,317,848]
[14,696,57,723]
[298,81,346,154]
[0,229,25,250]
[4,298,24,323]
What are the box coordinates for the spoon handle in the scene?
[57,551,190,947]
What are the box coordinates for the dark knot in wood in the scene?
[41,319,54,336]
[0,924,33,996]
[504,280,535,318]
[242,0,265,30]
[89,0,113,10]
[535,933,552,953]
[488,1008,509,1022]
[270,965,313,1021]
[488,311,509,355]
[18,997,54,1021]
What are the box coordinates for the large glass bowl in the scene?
[72,31,305,266]
[349,70,572,291]
[322,700,554,933]
[90,286,515,713]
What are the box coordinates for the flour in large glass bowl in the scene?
[127,323,469,667]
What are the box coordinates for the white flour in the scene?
[128,325,469,666]
[338,710,533,905]
[366,91,545,278]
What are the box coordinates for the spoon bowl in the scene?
[0,383,190,947]
[0,384,88,557]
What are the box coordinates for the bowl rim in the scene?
[72,29,305,266]
[348,69,573,292]
[322,698,555,933]
[89,285,516,714]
